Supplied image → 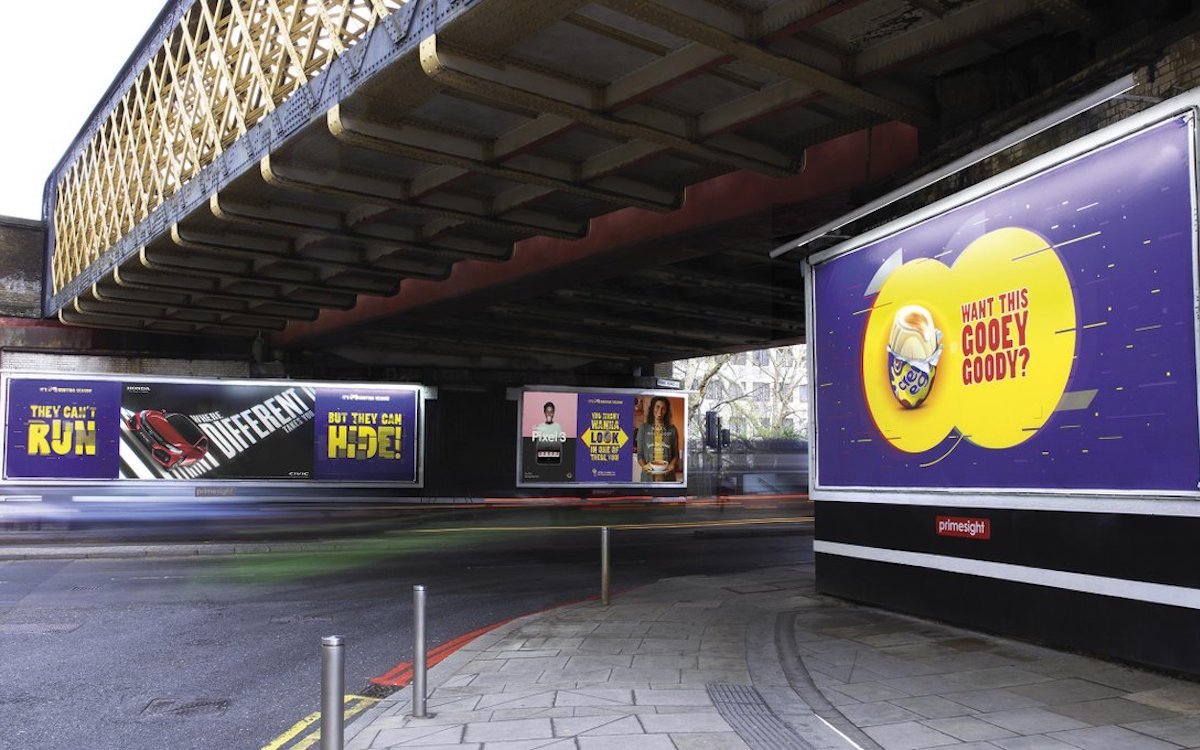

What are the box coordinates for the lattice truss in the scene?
[52,0,408,294]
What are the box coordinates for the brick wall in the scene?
[840,28,1200,240]
[0,351,249,378]
[0,217,44,317]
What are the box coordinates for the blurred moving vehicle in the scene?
[126,410,210,469]
[689,437,809,496]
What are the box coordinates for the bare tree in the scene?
[673,352,740,440]
[674,345,809,442]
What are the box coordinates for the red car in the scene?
[126,410,210,469]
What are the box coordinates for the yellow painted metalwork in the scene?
[51,0,408,294]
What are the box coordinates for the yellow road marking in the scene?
[410,517,813,534]
[262,711,319,750]
[263,516,813,746]
[262,695,379,750]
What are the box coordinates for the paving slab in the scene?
[994,735,1080,749]
[1047,724,1184,750]
[978,707,1089,734]
[341,565,1200,750]
[861,720,960,749]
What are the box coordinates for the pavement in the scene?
[345,563,1200,750]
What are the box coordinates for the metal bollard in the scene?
[321,635,345,750]
[601,526,610,606]
[412,585,428,718]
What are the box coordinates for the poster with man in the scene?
[519,391,577,484]
[517,388,687,487]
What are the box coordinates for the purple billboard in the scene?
[518,389,687,487]
[809,116,1200,492]
[5,379,122,479]
[576,393,635,484]
[313,388,419,482]
[3,376,423,484]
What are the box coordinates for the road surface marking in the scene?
[261,695,378,750]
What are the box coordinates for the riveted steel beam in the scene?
[50,0,468,312]
[208,192,509,265]
[139,246,400,299]
[362,328,647,362]
[443,0,593,56]
[406,1,856,209]
[328,105,681,212]
[907,0,947,19]
[91,280,318,322]
[854,0,1041,77]
[169,224,449,281]
[414,315,703,358]
[552,288,805,334]
[60,306,265,337]
[111,264,349,312]
[59,309,209,336]
[74,294,288,332]
[1035,0,1103,36]
[597,0,933,126]
[418,35,798,177]
[324,343,555,369]
[260,154,588,239]
[490,303,764,346]
[638,267,806,305]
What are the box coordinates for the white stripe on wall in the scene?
[812,491,1200,517]
[815,541,1200,610]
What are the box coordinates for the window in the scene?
[752,349,769,366]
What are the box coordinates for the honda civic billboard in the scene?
[807,115,1200,493]
[3,375,423,483]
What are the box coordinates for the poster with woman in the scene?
[517,388,687,487]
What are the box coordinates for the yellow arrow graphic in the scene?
[580,427,629,449]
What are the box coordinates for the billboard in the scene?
[3,375,423,484]
[808,116,1200,493]
[518,389,687,487]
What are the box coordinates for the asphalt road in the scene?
[0,511,811,750]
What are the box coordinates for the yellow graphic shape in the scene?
[862,227,1076,453]
[580,427,629,449]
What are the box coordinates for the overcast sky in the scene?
[0,0,169,220]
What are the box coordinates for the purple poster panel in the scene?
[811,117,1200,492]
[576,393,634,483]
[517,390,686,486]
[313,388,419,482]
[5,379,122,479]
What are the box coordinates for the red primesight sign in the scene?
[936,516,991,539]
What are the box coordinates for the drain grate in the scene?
[269,614,333,625]
[0,622,81,634]
[142,698,230,717]
[707,684,814,750]
[724,584,785,594]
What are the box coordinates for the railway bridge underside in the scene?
[40,0,1192,380]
